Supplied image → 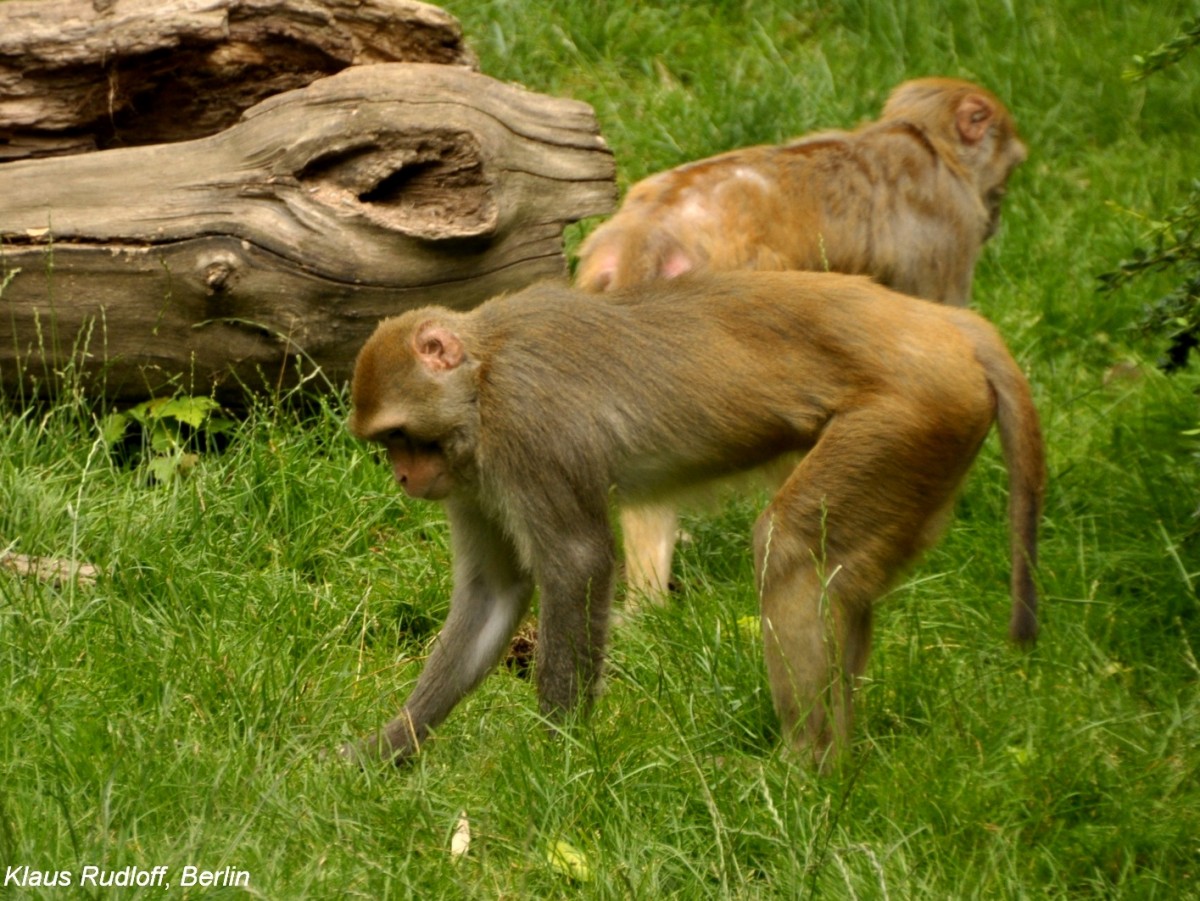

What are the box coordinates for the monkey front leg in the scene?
[347,502,533,765]
[532,527,617,723]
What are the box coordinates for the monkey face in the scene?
[383,430,453,500]
[350,312,481,504]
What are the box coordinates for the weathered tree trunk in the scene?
[0,0,477,161]
[0,63,616,402]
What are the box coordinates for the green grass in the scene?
[3,0,1200,896]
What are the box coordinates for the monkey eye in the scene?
[380,426,442,455]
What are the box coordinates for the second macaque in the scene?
[576,76,1028,601]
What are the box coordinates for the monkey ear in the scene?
[413,321,466,372]
[955,94,995,145]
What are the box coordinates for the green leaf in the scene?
[149,421,178,454]
[99,412,130,446]
[155,396,221,428]
[546,840,591,883]
[737,614,762,640]
[125,399,156,425]
[206,415,237,436]
[146,455,180,483]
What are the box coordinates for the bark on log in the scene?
[0,0,478,162]
[0,63,616,402]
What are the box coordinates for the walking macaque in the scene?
[345,271,1044,768]
[576,77,1028,600]
[577,77,1025,302]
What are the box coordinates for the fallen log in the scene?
[0,63,616,402]
[0,0,477,161]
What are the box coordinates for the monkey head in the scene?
[349,310,481,500]
[882,77,1027,238]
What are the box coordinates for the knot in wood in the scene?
[200,251,240,295]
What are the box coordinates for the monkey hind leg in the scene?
[753,414,980,767]
[755,526,877,770]
[620,503,679,609]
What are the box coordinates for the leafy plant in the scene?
[1101,19,1200,370]
[1099,183,1200,370]
[1126,16,1200,80]
[100,395,235,482]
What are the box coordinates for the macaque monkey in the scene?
[577,77,1025,302]
[576,77,1028,601]
[345,271,1044,768]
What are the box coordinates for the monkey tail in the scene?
[962,316,1045,646]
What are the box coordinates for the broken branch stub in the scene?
[0,63,616,402]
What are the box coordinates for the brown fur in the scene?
[345,271,1044,768]
[576,77,1027,602]
[577,77,1026,304]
